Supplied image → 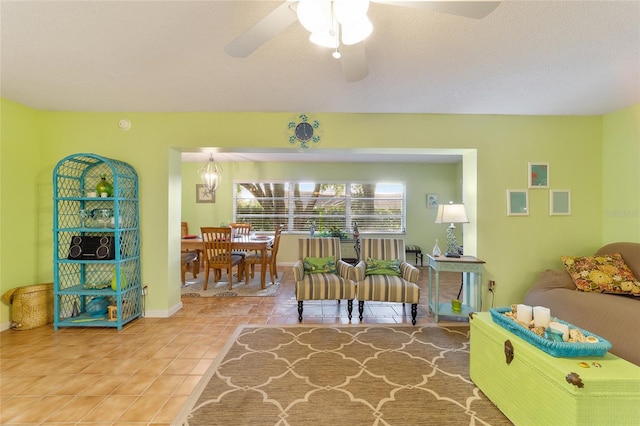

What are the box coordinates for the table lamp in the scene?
[434,202,469,257]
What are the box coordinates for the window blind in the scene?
[234,181,405,234]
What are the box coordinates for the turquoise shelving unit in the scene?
[52,153,141,330]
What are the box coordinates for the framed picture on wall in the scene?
[196,184,215,203]
[550,190,571,215]
[528,162,549,188]
[507,190,529,216]
[426,193,439,209]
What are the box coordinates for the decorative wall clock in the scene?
[287,114,322,149]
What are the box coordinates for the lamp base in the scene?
[445,226,461,258]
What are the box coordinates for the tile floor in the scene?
[0,268,462,425]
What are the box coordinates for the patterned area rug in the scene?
[176,324,512,425]
[180,269,282,297]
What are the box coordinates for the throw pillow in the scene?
[366,258,402,277]
[303,256,337,275]
[560,253,640,296]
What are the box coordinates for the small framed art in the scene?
[528,162,549,188]
[550,190,571,215]
[507,190,529,216]
[427,193,439,209]
[196,184,215,203]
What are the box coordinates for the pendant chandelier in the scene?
[297,0,373,51]
[200,153,222,193]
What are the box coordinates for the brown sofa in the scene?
[524,242,640,366]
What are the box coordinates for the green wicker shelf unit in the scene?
[53,153,141,330]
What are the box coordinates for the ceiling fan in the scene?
[225,0,502,82]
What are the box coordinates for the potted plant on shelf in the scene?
[318,226,348,240]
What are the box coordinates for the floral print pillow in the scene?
[365,258,402,277]
[303,256,337,275]
[560,253,640,296]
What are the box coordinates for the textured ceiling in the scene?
[1,0,639,116]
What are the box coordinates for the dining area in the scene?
[180,222,282,292]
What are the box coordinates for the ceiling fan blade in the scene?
[373,0,501,19]
[340,43,369,82]
[225,1,298,58]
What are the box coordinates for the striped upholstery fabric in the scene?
[356,239,421,325]
[357,275,420,304]
[295,274,356,300]
[293,238,356,322]
[360,238,407,262]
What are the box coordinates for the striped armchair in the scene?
[354,238,420,325]
[293,238,356,322]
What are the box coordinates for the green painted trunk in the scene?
[470,311,640,425]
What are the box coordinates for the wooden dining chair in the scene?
[229,222,251,236]
[244,224,284,285]
[200,227,245,290]
[180,252,198,286]
[229,222,252,257]
[181,221,201,273]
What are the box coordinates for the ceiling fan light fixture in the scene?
[310,30,339,49]
[334,0,370,25]
[297,0,332,34]
[341,17,372,45]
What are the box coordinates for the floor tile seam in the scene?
[2,393,74,424]
[76,392,141,423]
[37,392,107,424]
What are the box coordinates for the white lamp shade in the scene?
[297,0,332,34]
[334,0,370,25]
[310,31,339,48]
[435,203,469,224]
[341,17,373,45]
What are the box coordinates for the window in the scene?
[234,181,405,234]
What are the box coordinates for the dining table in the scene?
[181,235,274,289]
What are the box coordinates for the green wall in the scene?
[602,104,640,242]
[1,99,638,326]
[0,100,43,324]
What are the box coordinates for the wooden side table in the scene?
[427,254,485,322]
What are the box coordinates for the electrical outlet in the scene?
[488,280,496,292]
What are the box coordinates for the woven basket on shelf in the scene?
[1,283,54,330]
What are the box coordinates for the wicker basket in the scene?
[1,283,54,330]
[489,307,612,358]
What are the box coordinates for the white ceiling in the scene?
[2,1,638,164]
[1,0,638,116]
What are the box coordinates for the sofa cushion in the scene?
[560,253,640,296]
[533,269,576,291]
[595,242,640,278]
[365,258,401,276]
[303,256,337,275]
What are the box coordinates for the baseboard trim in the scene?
[144,301,183,318]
